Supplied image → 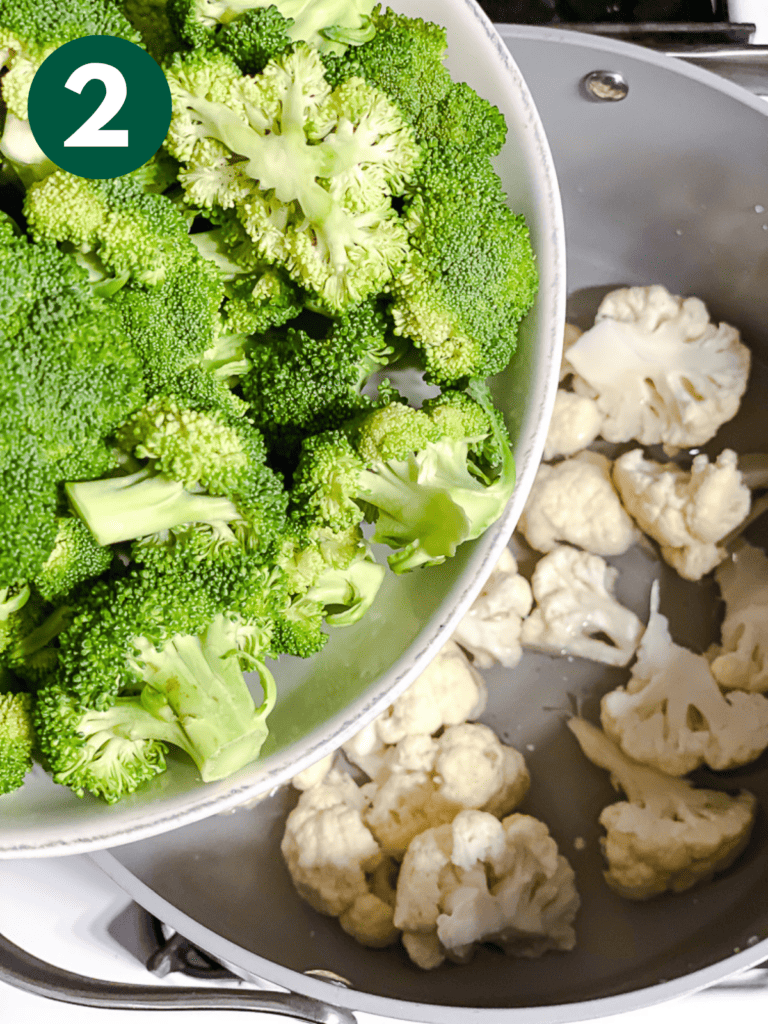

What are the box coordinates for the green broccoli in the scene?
[0,437,60,591]
[291,382,516,572]
[169,0,375,68]
[0,0,141,121]
[389,141,538,386]
[164,44,419,311]
[240,299,405,462]
[34,558,280,801]
[190,227,303,336]
[34,519,113,602]
[66,395,287,548]
[0,692,34,795]
[274,519,384,655]
[121,0,180,61]
[0,584,32,655]
[24,172,201,287]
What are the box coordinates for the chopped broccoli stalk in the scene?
[39,612,275,801]
[0,691,34,794]
[66,469,240,547]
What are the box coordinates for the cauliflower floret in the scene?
[343,640,487,779]
[560,322,583,382]
[613,448,750,581]
[520,545,644,667]
[280,769,383,915]
[394,809,580,968]
[565,285,750,448]
[452,547,533,669]
[601,582,768,774]
[710,541,768,693]
[518,452,640,556]
[543,390,604,462]
[291,752,335,791]
[568,718,757,900]
[362,724,530,858]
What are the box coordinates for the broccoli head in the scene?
[291,382,516,572]
[0,691,34,795]
[164,44,419,311]
[389,141,538,387]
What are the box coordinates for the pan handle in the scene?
[0,928,357,1024]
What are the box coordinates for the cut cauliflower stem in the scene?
[568,718,757,900]
[543,390,604,462]
[518,451,640,557]
[394,809,580,969]
[613,448,750,581]
[165,46,419,311]
[280,769,399,947]
[601,583,768,774]
[452,547,533,669]
[343,639,487,780]
[564,285,750,448]
[710,541,768,693]
[520,545,644,667]
[361,724,531,858]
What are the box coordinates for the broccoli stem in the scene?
[83,616,276,782]
[66,469,240,546]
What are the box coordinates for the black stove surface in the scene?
[478,0,726,22]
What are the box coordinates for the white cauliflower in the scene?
[518,451,640,556]
[520,545,644,667]
[543,390,604,462]
[343,640,487,779]
[394,809,580,968]
[452,547,533,669]
[568,718,757,900]
[613,448,751,581]
[291,752,335,791]
[710,541,768,693]
[361,724,530,858]
[601,583,768,774]
[560,322,583,382]
[565,285,750,448]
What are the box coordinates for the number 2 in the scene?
[63,62,129,148]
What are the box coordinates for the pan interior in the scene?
[100,29,768,1014]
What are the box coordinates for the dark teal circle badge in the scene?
[28,36,172,179]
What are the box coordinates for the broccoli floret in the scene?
[121,0,180,61]
[389,142,538,386]
[0,113,57,188]
[0,0,141,120]
[164,44,419,311]
[0,692,34,794]
[326,8,451,124]
[0,228,146,469]
[67,395,287,548]
[34,518,113,602]
[36,612,275,802]
[0,437,60,590]
[24,172,200,287]
[0,584,32,655]
[191,228,303,336]
[2,597,72,689]
[291,382,516,572]
[240,299,405,461]
[169,0,375,67]
[114,257,225,394]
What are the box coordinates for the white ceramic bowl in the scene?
[0,0,565,857]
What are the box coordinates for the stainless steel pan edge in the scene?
[89,25,768,1024]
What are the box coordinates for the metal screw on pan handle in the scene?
[0,928,357,1024]
[582,70,629,100]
